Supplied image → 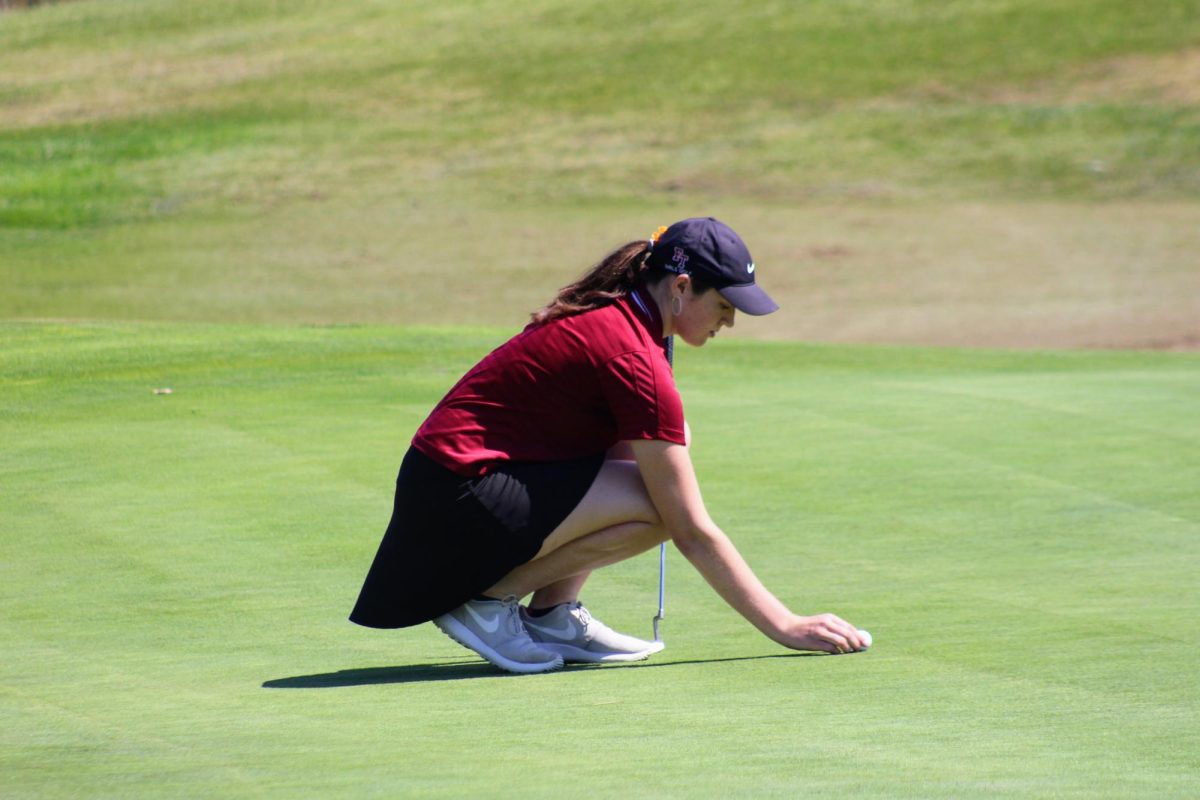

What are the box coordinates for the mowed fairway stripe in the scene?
[787,392,1198,527]
[2,322,1197,798]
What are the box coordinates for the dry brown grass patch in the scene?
[988,48,1200,106]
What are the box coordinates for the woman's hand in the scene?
[776,613,869,654]
[631,439,871,655]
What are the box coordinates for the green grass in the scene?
[3,0,1199,229]
[2,0,1198,345]
[2,1,1198,794]
[3,321,1197,797]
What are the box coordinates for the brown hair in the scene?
[531,240,714,326]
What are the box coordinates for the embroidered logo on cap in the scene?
[747,262,756,274]
[672,247,689,272]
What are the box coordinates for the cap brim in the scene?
[719,282,780,316]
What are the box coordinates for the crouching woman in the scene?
[349,218,868,673]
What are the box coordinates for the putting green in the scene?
[3,322,1196,797]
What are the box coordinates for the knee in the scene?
[592,519,666,558]
[635,518,669,550]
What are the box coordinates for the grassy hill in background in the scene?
[2,0,1198,343]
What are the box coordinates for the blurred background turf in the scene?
[2,0,1198,345]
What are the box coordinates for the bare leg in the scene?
[528,572,590,610]
[484,459,664,601]
[489,520,666,599]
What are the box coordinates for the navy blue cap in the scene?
[646,217,779,316]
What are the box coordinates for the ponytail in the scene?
[530,240,650,326]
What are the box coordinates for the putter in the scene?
[653,536,666,642]
[653,335,674,642]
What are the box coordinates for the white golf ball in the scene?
[857,629,872,649]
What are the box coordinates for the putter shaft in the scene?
[653,334,673,643]
[653,541,666,642]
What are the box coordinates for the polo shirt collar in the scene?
[627,288,668,351]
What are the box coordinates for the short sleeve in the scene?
[597,350,687,444]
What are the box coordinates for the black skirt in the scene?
[349,446,605,629]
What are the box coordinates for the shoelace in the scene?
[500,595,526,637]
[571,602,592,632]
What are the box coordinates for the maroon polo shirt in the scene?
[412,289,686,476]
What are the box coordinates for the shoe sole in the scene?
[540,640,666,664]
[433,615,564,675]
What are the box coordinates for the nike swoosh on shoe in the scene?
[464,603,502,633]
[525,619,576,639]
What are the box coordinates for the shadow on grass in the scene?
[263,652,823,689]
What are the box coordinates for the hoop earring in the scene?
[671,295,683,316]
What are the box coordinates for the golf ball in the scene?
[858,629,872,649]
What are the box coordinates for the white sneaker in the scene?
[520,601,665,663]
[433,596,564,674]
